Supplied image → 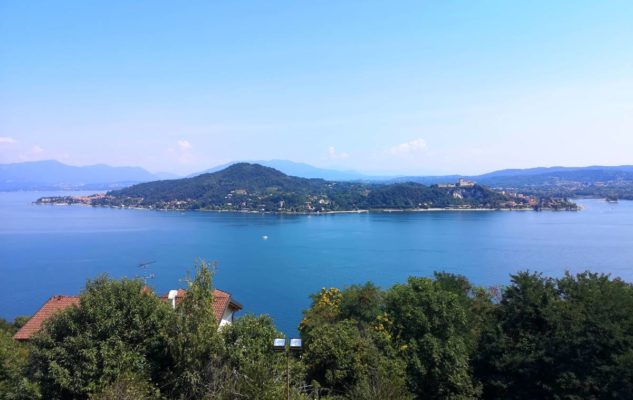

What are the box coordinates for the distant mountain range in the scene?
[195,161,633,190]
[3,160,633,199]
[390,165,633,199]
[0,159,368,191]
[0,160,164,191]
[392,165,633,186]
[476,165,633,186]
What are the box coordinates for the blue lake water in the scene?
[1,191,632,334]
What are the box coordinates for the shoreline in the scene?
[34,202,580,214]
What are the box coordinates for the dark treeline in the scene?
[2,263,633,399]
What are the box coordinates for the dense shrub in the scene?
[27,277,172,399]
[475,271,633,399]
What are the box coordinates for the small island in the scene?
[36,163,578,213]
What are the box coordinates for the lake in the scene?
[1,191,632,334]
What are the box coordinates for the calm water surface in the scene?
[1,191,632,334]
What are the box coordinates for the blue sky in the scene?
[1,1,632,175]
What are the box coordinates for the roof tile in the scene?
[13,295,80,340]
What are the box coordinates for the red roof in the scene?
[13,295,80,340]
[160,288,242,321]
[14,289,242,341]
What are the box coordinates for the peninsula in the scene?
[35,163,578,212]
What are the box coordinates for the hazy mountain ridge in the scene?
[387,165,633,199]
[478,168,633,186]
[198,161,633,190]
[0,160,166,190]
[388,165,633,184]
[5,160,632,198]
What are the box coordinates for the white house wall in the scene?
[219,308,234,328]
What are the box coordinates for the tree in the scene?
[221,314,302,399]
[475,271,633,399]
[552,272,633,397]
[0,330,39,400]
[433,272,496,354]
[302,320,365,393]
[300,284,410,399]
[27,276,172,399]
[386,277,481,399]
[302,320,408,398]
[474,272,558,399]
[0,317,29,336]
[299,288,343,335]
[88,372,160,400]
[338,283,384,327]
[163,261,227,399]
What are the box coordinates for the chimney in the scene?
[167,289,178,309]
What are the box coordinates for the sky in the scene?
[1,1,632,176]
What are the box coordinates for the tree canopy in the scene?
[2,268,633,400]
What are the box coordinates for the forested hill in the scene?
[37,163,576,212]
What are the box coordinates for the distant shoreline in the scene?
[34,202,580,214]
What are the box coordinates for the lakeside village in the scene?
[36,178,578,212]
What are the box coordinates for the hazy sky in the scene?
[1,1,632,175]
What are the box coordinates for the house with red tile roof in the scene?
[14,288,242,341]
[13,295,81,341]
[161,288,243,328]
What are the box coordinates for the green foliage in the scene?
[303,320,408,398]
[12,317,29,332]
[0,320,11,335]
[301,284,411,399]
[221,314,303,399]
[302,320,365,392]
[365,183,509,209]
[0,317,29,335]
[0,330,37,400]
[344,366,413,400]
[6,267,633,400]
[164,261,226,399]
[88,372,160,400]
[338,283,384,326]
[19,260,310,400]
[433,272,497,354]
[27,276,172,399]
[300,288,343,334]
[386,277,481,399]
[475,271,633,399]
